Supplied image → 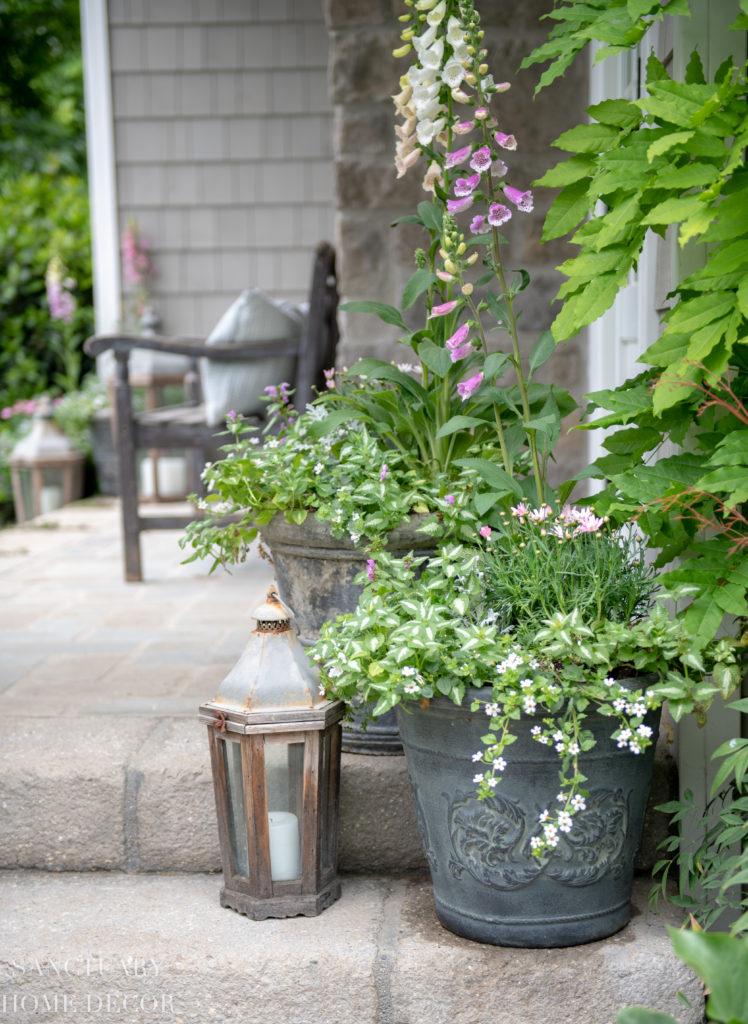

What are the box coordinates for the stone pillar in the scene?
[326,0,589,480]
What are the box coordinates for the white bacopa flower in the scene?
[553,730,564,742]
[473,773,484,784]
[472,751,483,762]
[523,696,537,714]
[568,742,580,755]
[530,726,542,736]
[484,702,501,716]
[313,462,324,475]
[556,792,566,803]
[327,666,343,678]
[530,836,543,850]
[520,678,533,689]
[603,676,615,687]
[538,809,550,823]
[555,742,565,753]
[486,777,498,788]
[629,740,642,754]
[613,698,627,712]
[404,681,420,694]
[637,724,653,738]
[402,666,417,677]
[571,794,586,811]
[492,757,506,772]
[543,823,559,847]
[558,811,573,833]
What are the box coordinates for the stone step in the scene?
[0,871,701,1024]
[0,712,673,877]
[0,713,426,874]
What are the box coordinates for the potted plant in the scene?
[309,506,739,946]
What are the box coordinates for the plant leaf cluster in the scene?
[533,38,748,646]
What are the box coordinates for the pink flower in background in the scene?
[121,219,153,285]
[469,146,492,173]
[488,203,511,227]
[324,368,336,389]
[454,173,481,197]
[446,323,472,362]
[444,494,455,506]
[379,463,388,482]
[457,371,483,400]
[479,525,492,539]
[453,120,475,135]
[447,195,474,214]
[494,130,517,150]
[504,185,534,212]
[470,214,487,234]
[366,559,376,582]
[428,300,459,319]
[445,145,472,168]
[45,255,76,324]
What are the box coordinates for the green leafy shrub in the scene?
[0,172,94,410]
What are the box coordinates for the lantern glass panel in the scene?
[264,737,304,882]
[221,737,250,878]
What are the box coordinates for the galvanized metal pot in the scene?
[395,684,660,947]
[260,513,433,755]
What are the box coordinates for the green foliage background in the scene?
[0,0,93,412]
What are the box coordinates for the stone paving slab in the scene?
[0,873,702,1024]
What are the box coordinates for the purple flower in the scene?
[457,371,483,400]
[444,494,455,506]
[453,120,475,135]
[447,195,474,214]
[428,300,460,319]
[479,525,492,539]
[446,324,473,362]
[488,203,511,227]
[46,280,77,324]
[494,158,508,178]
[445,144,472,168]
[494,130,517,150]
[470,214,488,234]
[454,173,481,197]
[227,409,237,423]
[379,463,388,482]
[264,385,279,399]
[366,559,376,582]
[469,146,492,173]
[504,185,534,212]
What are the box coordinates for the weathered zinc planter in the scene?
[260,512,432,755]
[396,683,661,948]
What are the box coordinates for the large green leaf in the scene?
[669,928,748,1024]
[552,273,621,340]
[553,122,622,154]
[587,97,641,129]
[339,300,408,331]
[542,179,590,241]
[454,458,524,498]
[417,340,452,379]
[529,331,557,374]
[402,268,438,311]
[435,415,487,439]
[534,155,596,187]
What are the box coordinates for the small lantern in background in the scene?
[9,396,85,523]
[199,586,344,920]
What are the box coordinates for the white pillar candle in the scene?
[139,455,187,498]
[40,484,63,514]
[267,811,300,881]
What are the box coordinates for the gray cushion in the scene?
[200,290,303,426]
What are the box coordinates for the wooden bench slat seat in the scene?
[83,242,339,581]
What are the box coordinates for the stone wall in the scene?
[325,0,590,482]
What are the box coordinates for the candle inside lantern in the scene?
[40,484,63,514]
[267,811,300,881]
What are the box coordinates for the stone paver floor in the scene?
[0,496,274,718]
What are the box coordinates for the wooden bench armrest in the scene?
[83,332,301,363]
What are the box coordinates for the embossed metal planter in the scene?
[261,513,432,755]
[396,684,660,947]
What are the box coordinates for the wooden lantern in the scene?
[199,586,344,919]
[9,396,85,522]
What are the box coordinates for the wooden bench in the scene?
[84,242,338,582]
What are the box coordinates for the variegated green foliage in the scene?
[534,34,748,646]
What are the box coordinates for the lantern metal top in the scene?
[210,585,324,714]
[10,395,84,467]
